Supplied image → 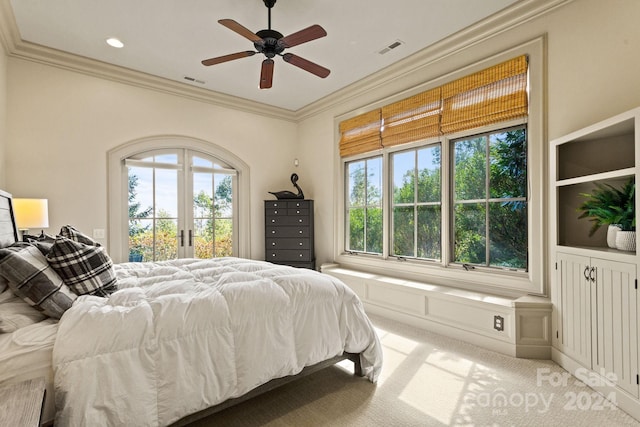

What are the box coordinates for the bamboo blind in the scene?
[339,110,382,157]
[440,55,528,134]
[381,87,441,147]
[338,55,528,157]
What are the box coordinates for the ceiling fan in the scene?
[201,0,330,89]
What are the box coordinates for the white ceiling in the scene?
[9,0,520,111]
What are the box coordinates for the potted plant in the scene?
[577,177,635,250]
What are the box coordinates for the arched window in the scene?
[108,136,250,263]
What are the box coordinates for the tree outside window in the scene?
[391,144,441,260]
[452,126,527,270]
[346,157,383,254]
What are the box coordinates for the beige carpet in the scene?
[189,314,640,426]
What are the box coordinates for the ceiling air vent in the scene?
[378,40,404,55]
[183,76,205,84]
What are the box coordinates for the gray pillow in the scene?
[60,225,99,246]
[46,236,118,297]
[0,243,77,319]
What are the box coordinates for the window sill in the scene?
[334,252,542,298]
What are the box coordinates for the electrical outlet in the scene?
[494,315,504,332]
[93,229,105,239]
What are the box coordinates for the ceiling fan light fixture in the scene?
[106,37,124,48]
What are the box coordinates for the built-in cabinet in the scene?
[551,107,640,416]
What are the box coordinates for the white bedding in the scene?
[0,319,58,424]
[53,257,382,426]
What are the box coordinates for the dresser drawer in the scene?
[266,238,310,249]
[267,216,310,226]
[265,207,287,216]
[287,200,312,209]
[266,227,310,238]
[287,208,309,216]
[265,201,287,209]
[267,250,311,262]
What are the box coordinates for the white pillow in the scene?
[0,289,47,333]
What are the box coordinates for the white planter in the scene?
[607,224,622,248]
[615,230,636,252]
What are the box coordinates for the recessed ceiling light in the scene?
[106,38,124,48]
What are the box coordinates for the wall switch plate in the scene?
[93,229,105,239]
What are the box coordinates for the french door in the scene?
[125,148,236,261]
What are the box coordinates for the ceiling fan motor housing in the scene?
[255,29,285,58]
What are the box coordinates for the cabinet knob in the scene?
[299,242,303,246]
[299,254,303,257]
[299,219,303,223]
[272,242,276,246]
[296,210,300,214]
[271,219,275,223]
[272,230,276,234]
[272,253,276,257]
[274,210,278,214]
[299,230,303,234]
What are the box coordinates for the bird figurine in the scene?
[269,173,305,199]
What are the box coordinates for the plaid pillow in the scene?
[60,225,99,246]
[46,236,118,297]
[0,243,77,319]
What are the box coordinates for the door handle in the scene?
[189,230,193,247]
[180,230,184,247]
[590,266,596,283]
[584,266,590,281]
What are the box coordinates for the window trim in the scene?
[334,39,545,297]
[107,135,251,263]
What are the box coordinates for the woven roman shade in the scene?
[339,110,382,157]
[381,87,441,147]
[440,55,528,134]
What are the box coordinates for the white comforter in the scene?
[52,258,382,426]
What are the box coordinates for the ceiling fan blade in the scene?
[260,59,275,89]
[218,19,263,43]
[279,24,327,48]
[202,51,256,66]
[282,53,330,78]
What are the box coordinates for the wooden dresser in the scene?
[264,199,315,269]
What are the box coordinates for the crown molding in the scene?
[0,0,572,123]
[295,0,572,121]
[0,1,297,122]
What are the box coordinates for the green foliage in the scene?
[128,173,234,261]
[577,177,636,234]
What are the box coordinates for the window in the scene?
[391,144,441,260]
[346,156,383,254]
[336,47,544,295]
[452,126,527,269]
[108,136,250,264]
[126,149,236,262]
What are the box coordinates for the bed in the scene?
[0,189,382,426]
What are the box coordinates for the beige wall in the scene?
[4,0,640,267]
[0,48,6,189]
[297,0,640,267]
[5,58,298,258]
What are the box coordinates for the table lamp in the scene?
[13,198,49,241]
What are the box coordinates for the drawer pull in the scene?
[299,254,303,257]
[299,230,303,234]
[271,219,275,223]
[299,219,303,223]
[299,242,303,246]
[296,210,300,214]
[272,242,276,246]
[272,230,276,234]
[272,253,276,257]
[274,210,278,214]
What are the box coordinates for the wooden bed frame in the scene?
[0,189,365,425]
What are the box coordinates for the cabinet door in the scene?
[555,252,592,368]
[591,258,638,397]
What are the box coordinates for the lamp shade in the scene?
[13,198,49,229]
